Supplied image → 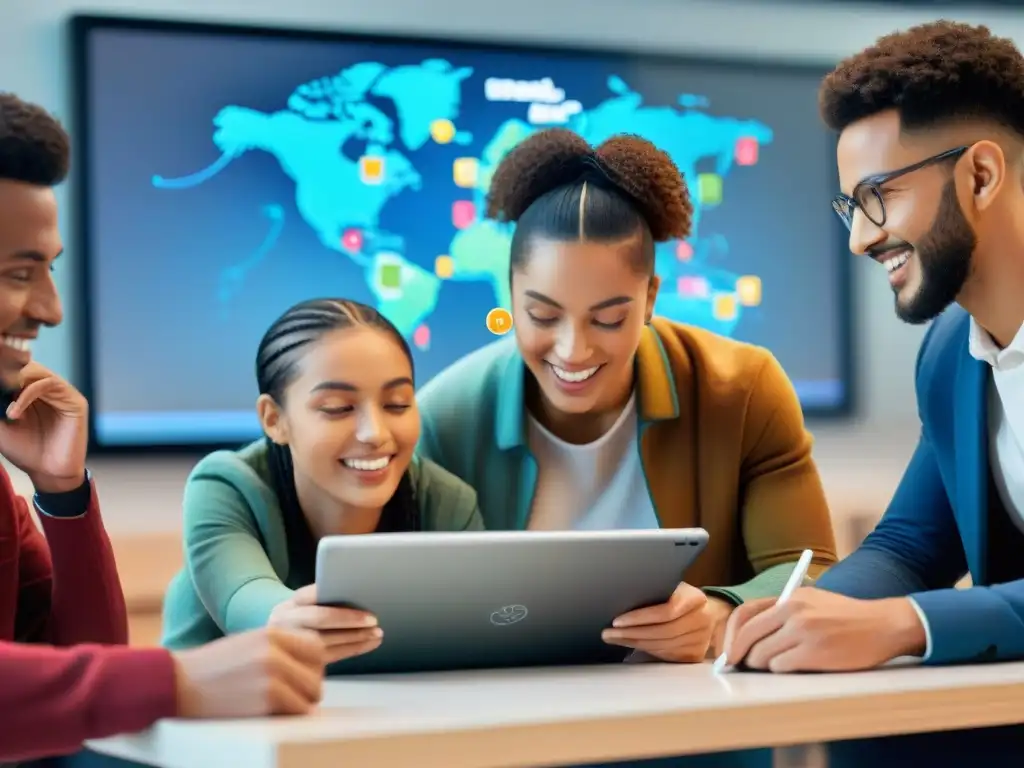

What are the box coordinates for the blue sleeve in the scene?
[816,433,967,599]
[908,579,1024,664]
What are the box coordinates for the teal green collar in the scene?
[493,323,680,450]
[494,345,528,449]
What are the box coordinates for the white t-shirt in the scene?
[526,392,660,531]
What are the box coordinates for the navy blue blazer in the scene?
[816,305,1024,665]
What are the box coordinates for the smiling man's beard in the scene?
[896,179,976,325]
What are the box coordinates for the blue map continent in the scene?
[152,63,772,341]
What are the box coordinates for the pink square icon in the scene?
[735,137,759,166]
[452,200,476,230]
[676,241,693,261]
[677,276,709,298]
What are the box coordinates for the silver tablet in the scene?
[315,528,709,674]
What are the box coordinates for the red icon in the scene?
[452,200,476,230]
[340,228,364,254]
[735,137,759,166]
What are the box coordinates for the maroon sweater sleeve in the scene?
[0,641,178,762]
[14,477,129,645]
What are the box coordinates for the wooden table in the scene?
[87,660,1024,768]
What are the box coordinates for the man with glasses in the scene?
[718,20,1024,764]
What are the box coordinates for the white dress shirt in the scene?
[909,318,1024,660]
[970,319,1024,531]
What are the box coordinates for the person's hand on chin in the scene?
[0,362,88,493]
[721,587,928,673]
[602,582,733,662]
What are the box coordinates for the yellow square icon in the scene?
[712,292,738,321]
[453,157,479,189]
[359,156,385,185]
[736,275,762,307]
[435,255,455,279]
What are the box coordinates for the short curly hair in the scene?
[819,20,1024,136]
[486,128,692,274]
[0,92,70,186]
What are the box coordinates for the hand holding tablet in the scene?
[269,584,383,664]
[603,582,717,662]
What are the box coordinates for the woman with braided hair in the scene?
[160,298,482,665]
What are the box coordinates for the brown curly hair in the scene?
[485,127,692,274]
[0,92,70,186]
[819,20,1024,135]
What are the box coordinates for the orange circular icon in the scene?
[486,308,514,335]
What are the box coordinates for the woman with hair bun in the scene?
[418,128,838,669]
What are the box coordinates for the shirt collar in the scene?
[969,317,1024,370]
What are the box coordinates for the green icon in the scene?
[380,264,402,288]
[697,173,723,206]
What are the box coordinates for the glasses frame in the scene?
[832,145,969,230]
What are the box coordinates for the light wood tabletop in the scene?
[87,660,1024,768]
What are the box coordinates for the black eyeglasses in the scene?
[832,146,969,231]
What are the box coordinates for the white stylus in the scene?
[712,548,814,675]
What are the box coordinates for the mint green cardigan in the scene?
[161,440,482,650]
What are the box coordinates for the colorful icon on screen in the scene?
[359,156,385,185]
[735,137,759,166]
[435,255,455,279]
[698,174,722,206]
[452,200,476,230]
[486,308,514,335]
[453,157,479,189]
[413,324,431,350]
[712,292,738,321]
[375,253,404,300]
[677,276,709,298]
[340,228,364,254]
[430,119,456,145]
[380,264,401,288]
[736,275,762,307]
[675,241,694,262]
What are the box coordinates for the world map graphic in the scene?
[150,60,772,351]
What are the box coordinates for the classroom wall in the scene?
[3,0,1021,537]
